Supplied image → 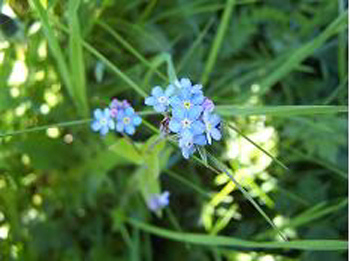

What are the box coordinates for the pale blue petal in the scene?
[188,105,203,120]
[116,122,124,133]
[210,114,221,126]
[169,119,181,133]
[172,108,186,119]
[206,132,212,145]
[94,109,102,119]
[151,86,163,97]
[169,96,181,107]
[91,121,101,131]
[100,125,109,136]
[125,107,135,116]
[210,128,222,141]
[192,93,204,104]
[132,115,142,126]
[180,78,191,88]
[191,120,205,135]
[194,134,207,146]
[108,119,115,130]
[154,104,166,112]
[165,85,175,96]
[125,125,135,135]
[145,96,156,106]
[117,110,125,121]
[103,108,110,117]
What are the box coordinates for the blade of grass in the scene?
[259,11,348,94]
[31,0,76,110]
[97,21,167,81]
[177,18,215,73]
[0,119,91,138]
[226,123,288,171]
[207,151,287,242]
[201,0,235,85]
[216,105,348,117]
[256,199,348,239]
[127,218,348,251]
[68,0,89,116]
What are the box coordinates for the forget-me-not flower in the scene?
[169,110,205,136]
[116,107,142,135]
[147,191,170,212]
[110,99,130,118]
[203,112,222,145]
[179,130,207,159]
[145,85,175,113]
[91,108,115,136]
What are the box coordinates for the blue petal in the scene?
[210,114,221,126]
[103,108,110,117]
[181,146,195,159]
[206,132,212,145]
[169,119,181,133]
[172,108,186,119]
[192,93,204,104]
[100,125,109,136]
[191,120,205,135]
[210,128,222,141]
[180,78,191,88]
[165,85,175,96]
[125,125,135,135]
[91,121,101,131]
[116,122,124,133]
[117,110,125,120]
[133,115,142,126]
[188,105,203,120]
[169,96,181,107]
[194,134,207,146]
[125,107,135,116]
[180,87,191,99]
[151,86,163,97]
[94,109,102,119]
[154,104,166,113]
[145,96,156,106]
[108,119,115,130]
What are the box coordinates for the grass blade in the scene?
[201,0,235,85]
[127,218,348,251]
[216,105,348,117]
[225,123,288,170]
[259,10,348,94]
[68,0,89,116]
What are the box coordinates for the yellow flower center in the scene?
[100,118,107,125]
[183,101,191,109]
[206,123,212,131]
[123,117,131,124]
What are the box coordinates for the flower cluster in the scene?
[91,98,142,136]
[145,78,222,159]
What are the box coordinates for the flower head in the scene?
[145,77,222,159]
[110,99,130,118]
[91,108,115,136]
[147,191,170,212]
[203,112,222,144]
[116,107,142,135]
[145,85,175,113]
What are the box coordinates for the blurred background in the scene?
[0,0,348,260]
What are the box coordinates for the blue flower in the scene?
[203,112,222,144]
[169,82,204,119]
[179,130,207,159]
[145,85,175,113]
[202,97,215,113]
[169,110,205,136]
[91,108,115,136]
[110,99,130,118]
[116,107,142,135]
[147,191,170,212]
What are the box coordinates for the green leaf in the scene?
[110,138,143,165]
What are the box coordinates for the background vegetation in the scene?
[0,0,348,260]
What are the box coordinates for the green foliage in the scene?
[0,0,347,260]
